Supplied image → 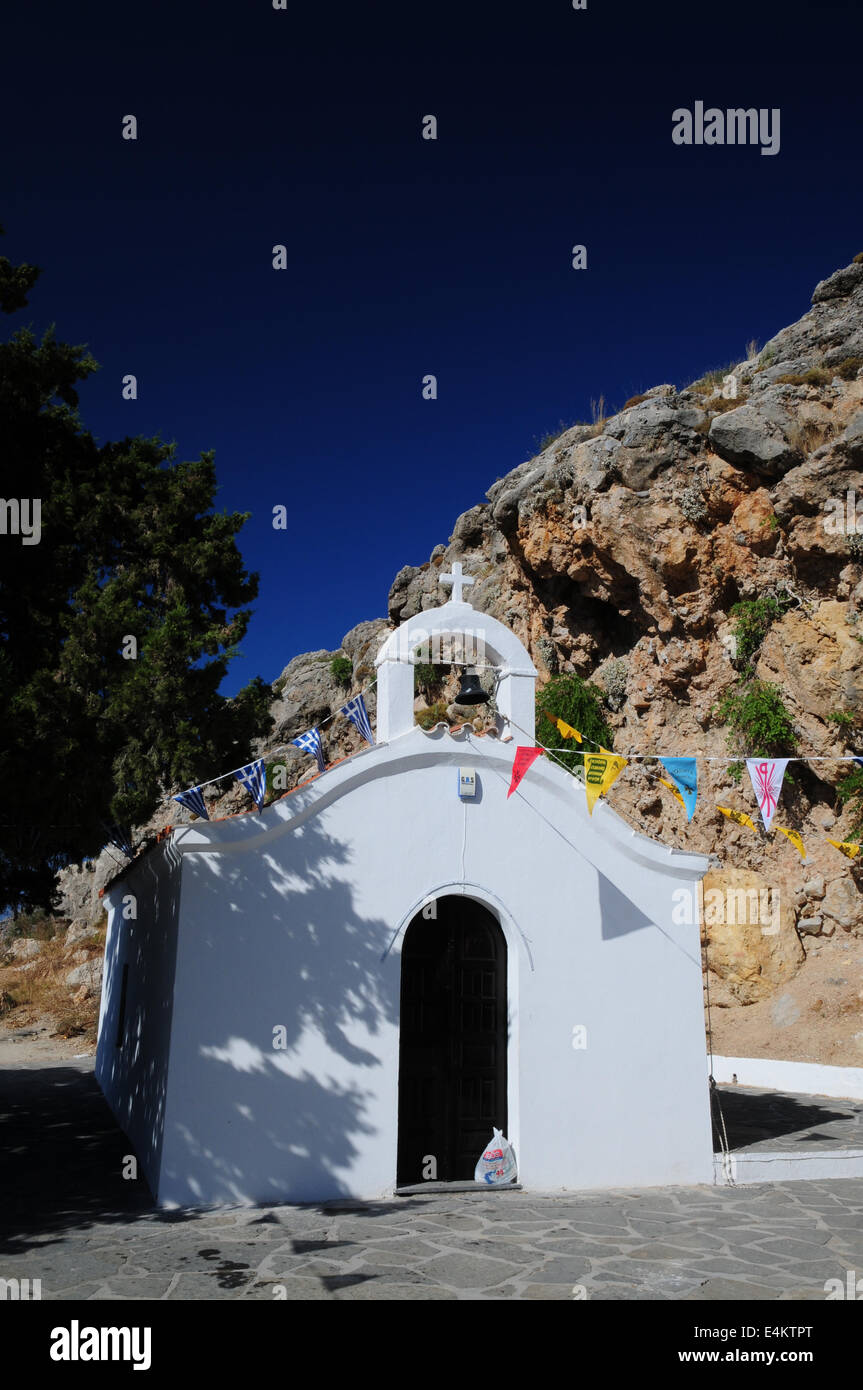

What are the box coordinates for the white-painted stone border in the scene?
[711,1055,863,1101]
[714,1150,863,1185]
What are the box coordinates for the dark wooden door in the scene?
[397,896,507,1185]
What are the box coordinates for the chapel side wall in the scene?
[95,841,182,1197]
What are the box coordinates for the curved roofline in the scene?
[165,724,710,881]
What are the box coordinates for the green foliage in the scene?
[833,705,863,833]
[716,681,796,762]
[829,710,857,728]
[716,590,798,783]
[536,673,613,774]
[0,233,273,911]
[415,700,449,730]
[0,223,40,314]
[329,655,352,687]
[728,594,791,673]
[413,648,444,692]
[838,766,863,836]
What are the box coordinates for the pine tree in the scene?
[0,229,273,911]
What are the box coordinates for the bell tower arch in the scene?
[374,563,538,747]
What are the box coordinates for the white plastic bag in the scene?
[474,1127,517,1185]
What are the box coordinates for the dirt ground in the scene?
[0,928,102,1052]
[0,1023,95,1065]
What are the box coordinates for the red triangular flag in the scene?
[507,745,543,798]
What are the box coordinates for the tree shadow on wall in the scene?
[155,814,402,1206]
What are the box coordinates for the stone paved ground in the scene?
[2,1058,862,1301]
[715,1085,863,1153]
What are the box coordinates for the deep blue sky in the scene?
[4,0,862,694]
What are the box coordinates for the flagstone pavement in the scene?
[2,1054,862,1301]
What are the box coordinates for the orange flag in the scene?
[507,746,543,798]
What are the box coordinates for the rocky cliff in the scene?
[50,256,863,1061]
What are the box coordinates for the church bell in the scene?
[456,669,487,705]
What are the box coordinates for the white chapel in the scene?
[96,568,715,1206]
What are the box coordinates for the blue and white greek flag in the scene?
[235,758,266,810]
[173,786,209,820]
[340,694,374,746]
[292,727,325,774]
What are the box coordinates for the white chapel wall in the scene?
[154,731,714,1205]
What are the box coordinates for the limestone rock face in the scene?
[53,257,863,998]
[65,920,102,946]
[709,399,803,476]
[756,602,863,750]
[55,857,116,932]
[65,959,103,996]
[7,938,42,961]
[701,867,805,1005]
[811,261,863,307]
[840,411,863,459]
[759,258,863,371]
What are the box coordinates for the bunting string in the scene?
[510,715,862,773]
[168,677,862,860]
[534,716,863,764]
[170,683,377,811]
[503,715,861,857]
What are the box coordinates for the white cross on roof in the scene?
[440,561,475,605]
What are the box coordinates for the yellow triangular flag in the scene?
[543,710,583,742]
[828,838,861,860]
[717,805,757,833]
[774,825,806,859]
[658,775,686,810]
[584,747,627,815]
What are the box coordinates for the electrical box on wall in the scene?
[458,767,476,799]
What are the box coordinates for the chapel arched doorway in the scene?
[396,895,507,1186]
